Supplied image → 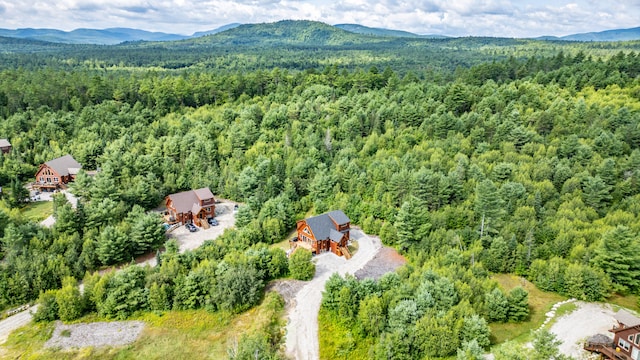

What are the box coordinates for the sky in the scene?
[0,0,638,38]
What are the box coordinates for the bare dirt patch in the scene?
[45,321,145,350]
[266,279,306,311]
[355,246,406,279]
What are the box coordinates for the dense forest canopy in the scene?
[1,21,640,358]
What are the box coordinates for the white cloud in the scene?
[0,0,637,37]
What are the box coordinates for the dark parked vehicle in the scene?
[186,223,197,232]
[208,218,218,226]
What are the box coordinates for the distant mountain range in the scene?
[0,22,638,45]
[333,24,448,39]
[536,27,640,42]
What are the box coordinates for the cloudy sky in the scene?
[0,0,638,38]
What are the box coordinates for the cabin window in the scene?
[46,177,51,183]
[635,333,640,345]
[630,335,634,342]
[54,177,59,183]
[205,207,211,212]
[619,338,631,351]
[303,227,310,234]
[39,176,44,182]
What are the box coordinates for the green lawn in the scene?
[608,293,639,312]
[489,274,566,344]
[2,292,285,359]
[20,201,54,222]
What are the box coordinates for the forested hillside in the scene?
[1,20,639,359]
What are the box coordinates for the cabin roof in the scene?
[305,210,350,242]
[193,187,214,201]
[44,155,82,177]
[0,139,10,147]
[327,210,350,225]
[167,188,213,214]
[615,309,640,327]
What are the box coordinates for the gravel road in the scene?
[0,305,38,345]
[549,301,617,358]
[284,228,382,360]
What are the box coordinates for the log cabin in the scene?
[585,309,640,359]
[165,187,215,226]
[34,154,82,192]
[0,139,11,154]
[295,210,351,257]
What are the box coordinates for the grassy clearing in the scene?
[20,201,54,222]
[318,307,373,360]
[3,292,285,360]
[550,302,578,324]
[271,237,293,251]
[608,293,639,312]
[489,274,566,344]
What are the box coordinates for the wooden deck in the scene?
[584,343,631,360]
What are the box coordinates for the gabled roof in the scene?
[304,210,350,242]
[0,139,10,147]
[193,187,214,201]
[329,229,344,242]
[167,187,213,214]
[327,210,350,225]
[615,309,640,327]
[44,155,81,177]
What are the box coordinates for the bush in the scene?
[33,290,59,322]
[289,248,315,281]
[212,265,264,313]
[56,277,84,321]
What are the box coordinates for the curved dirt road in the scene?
[0,305,38,345]
[284,229,382,360]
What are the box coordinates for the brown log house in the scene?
[294,210,351,257]
[34,154,82,192]
[165,187,215,226]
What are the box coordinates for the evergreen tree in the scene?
[475,179,502,237]
[592,226,640,293]
[507,286,530,322]
[485,288,509,322]
[394,196,431,250]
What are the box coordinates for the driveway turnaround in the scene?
[284,229,383,360]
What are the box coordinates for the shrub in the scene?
[289,248,315,281]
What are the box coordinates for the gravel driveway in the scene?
[284,228,383,360]
[549,301,618,358]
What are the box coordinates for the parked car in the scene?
[208,218,218,226]
[186,223,198,232]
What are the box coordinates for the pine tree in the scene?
[395,196,431,250]
[592,226,640,293]
[475,179,503,237]
[507,286,529,322]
